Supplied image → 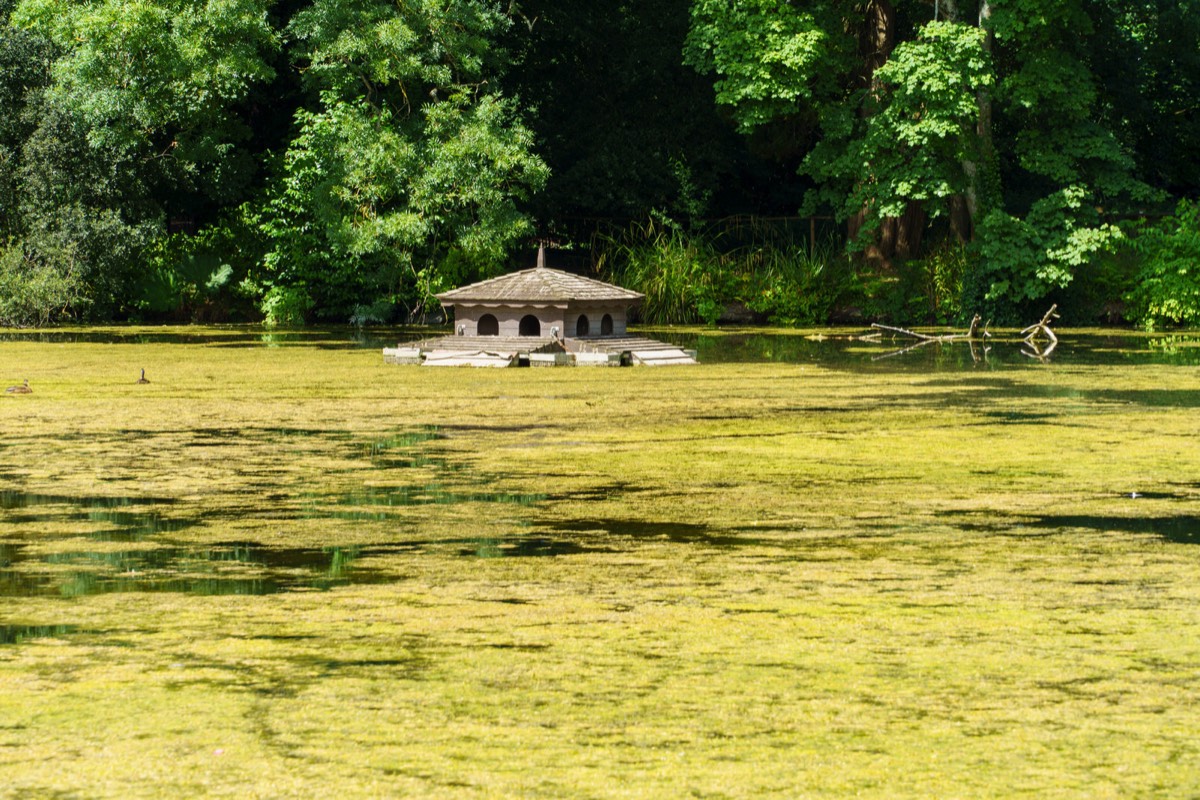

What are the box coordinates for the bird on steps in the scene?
[5,379,31,394]
[137,369,150,384]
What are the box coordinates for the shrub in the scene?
[1123,200,1200,330]
[741,240,846,325]
[261,285,314,327]
[0,242,82,327]
[135,226,246,322]
[597,217,723,325]
[598,216,849,326]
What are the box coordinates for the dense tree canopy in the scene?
[683,0,1191,315]
[0,0,1195,326]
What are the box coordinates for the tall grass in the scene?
[596,217,721,324]
[739,238,843,325]
[596,216,847,326]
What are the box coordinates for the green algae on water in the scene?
[0,326,1198,798]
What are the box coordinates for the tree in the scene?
[251,0,548,322]
[685,0,1160,318]
[3,0,279,319]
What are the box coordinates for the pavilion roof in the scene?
[436,251,643,305]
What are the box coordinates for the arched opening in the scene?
[477,314,499,336]
[519,314,541,336]
[601,314,614,335]
[575,315,590,337]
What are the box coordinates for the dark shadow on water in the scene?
[458,536,611,558]
[308,485,546,518]
[939,507,1200,545]
[0,425,568,596]
[1029,514,1200,545]
[895,375,1200,411]
[0,543,401,598]
[646,330,1200,370]
[7,327,1198,369]
[0,527,624,596]
[0,624,78,645]
[1088,389,1200,408]
[0,491,191,541]
[552,519,772,548]
[0,490,178,511]
[0,326,424,349]
[979,410,1060,424]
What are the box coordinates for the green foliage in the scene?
[251,0,547,322]
[4,0,279,321]
[907,243,971,324]
[1123,201,1200,330]
[807,22,993,234]
[260,284,314,327]
[12,94,163,317]
[971,187,1123,314]
[0,240,82,326]
[599,217,850,326]
[135,223,252,321]
[988,0,1153,205]
[739,239,846,326]
[599,217,721,325]
[684,0,849,133]
[0,16,56,230]
[2,0,1197,325]
[12,0,277,164]
[687,9,993,245]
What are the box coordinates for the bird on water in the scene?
[137,369,150,384]
[5,379,31,394]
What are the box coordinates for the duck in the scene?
[137,368,150,384]
[5,379,31,394]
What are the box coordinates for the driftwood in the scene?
[871,314,990,342]
[1020,305,1060,361]
[1021,304,1059,344]
[869,314,991,361]
[873,314,993,362]
[869,307,1064,362]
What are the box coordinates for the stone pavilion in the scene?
[383,248,697,367]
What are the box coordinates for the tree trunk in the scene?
[894,201,926,258]
[850,0,903,267]
[948,194,973,242]
[972,0,997,220]
[939,0,996,238]
[860,0,896,90]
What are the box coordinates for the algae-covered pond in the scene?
[2,326,1198,798]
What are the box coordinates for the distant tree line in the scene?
[1,0,1196,328]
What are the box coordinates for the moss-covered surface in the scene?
[1,327,1198,797]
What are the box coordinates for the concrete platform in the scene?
[383,334,697,367]
[568,336,698,366]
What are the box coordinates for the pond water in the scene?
[1,325,1198,797]
[651,328,1200,368]
[2,323,1199,366]
[1,326,1197,603]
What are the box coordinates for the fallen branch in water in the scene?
[1021,305,1060,361]
[871,314,990,342]
[869,315,991,361]
[1021,304,1059,345]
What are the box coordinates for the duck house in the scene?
[384,248,697,367]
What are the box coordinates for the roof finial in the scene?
[536,244,546,269]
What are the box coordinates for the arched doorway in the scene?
[601,314,614,335]
[519,314,541,336]
[477,314,499,335]
[576,315,590,337]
